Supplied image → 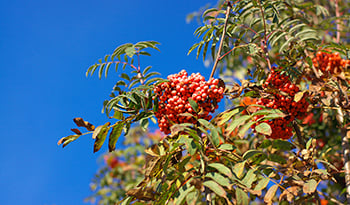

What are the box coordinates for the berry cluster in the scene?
[253,69,309,139]
[312,51,350,76]
[154,70,224,134]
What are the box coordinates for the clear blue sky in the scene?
[0,0,217,204]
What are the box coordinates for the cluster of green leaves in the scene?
[58,41,163,152]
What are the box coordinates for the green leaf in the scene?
[218,143,236,151]
[242,169,257,188]
[236,187,249,205]
[98,63,106,79]
[93,122,111,153]
[188,98,198,112]
[206,172,231,188]
[259,139,272,148]
[125,45,136,58]
[108,122,124,152]
[272,139,295,150]
[105,62,112,78]
[227,115,252,133]
[203,180,227,198]
[208,163,233,178]
[233,161,245,178]
[269,154,287,164]
[255,123,272,136]
[175,186,195,205]
[57,135,80,148]
[254,177,270,191]
[238,121,256,138]
[243,150,264,161]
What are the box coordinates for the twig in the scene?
[341,125,350,204]
[257,0,272,71]
[317,191,344,205]
[210,2,232,79]
[335,0,340,43]
[292,121,305,149]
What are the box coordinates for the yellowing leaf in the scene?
[294,90,308,102]
[255,122,272,136]
[303,179,319,194]
[73,117,95,131]
[264,184,278,204]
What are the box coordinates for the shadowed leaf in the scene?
[93,122,111,153]
[73,117,95,131]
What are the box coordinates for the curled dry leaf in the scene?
[279,186,300,202]
[126,187,155,201]
[73,117,95,131]
[70,128,82,135]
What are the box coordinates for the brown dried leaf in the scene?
[70,128,82,135]
[126,187,155,201]
[279,186,300,202]
[73,117,95,131]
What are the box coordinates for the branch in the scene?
[341,124,350,204]
[210,2,232,79]
[257,0,272,71]
[292,121,305,149]
[335,0,340,43]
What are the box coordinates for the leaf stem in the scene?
[292,121,305,149]
[210,1,232,79]
[257,0,272,71]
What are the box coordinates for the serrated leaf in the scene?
[206,172,231,188]
[227,115,252,133]
[264,184,278,204]
[238,121,256,138]
[218,143,235,151]
[242,169,256,188]
[254,177,269,191]
[93,122,111,153]
[203,180,226,198]
[255,123,272,136]
[243,150,264,160]
[108,122,124,152]
[208,163,233,178]
[188,98,198,112]
[175,186,195,205]
[125,45,136,58]
[217,107,242,125]
[236,187,249,205]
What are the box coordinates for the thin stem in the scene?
[218,45,247,61]
[292,121,305,149]
[341,125,350,204]
[335,0,340,43]
[210,2,232,79]
[257,0,272,71]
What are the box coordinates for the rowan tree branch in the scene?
[210,2,232,79]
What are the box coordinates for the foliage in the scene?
[58,0,350,204]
